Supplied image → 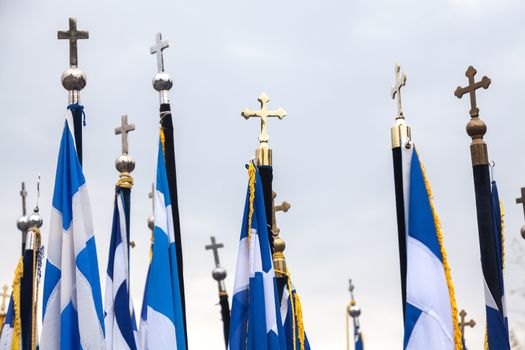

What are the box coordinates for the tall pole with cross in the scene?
[16,182,29,256]
[149,33,187,339]
[515,188,525,240]
[271,191,291,278]
[242,93,287,253]
[390,63,410,321]
[58,17,89,164]
[205,236,230,348]
[115,115,136,188]
[455,66,510,348]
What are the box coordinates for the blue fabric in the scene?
[283,288,311,350]
[403,303,422,349]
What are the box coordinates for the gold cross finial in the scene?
[271,191,290,236]
[391,63,407,119]
[242,93,287,147]
[0,285,9,314]
[454,66,491,118]
[459,309,476,337]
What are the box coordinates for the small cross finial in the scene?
[149,183,155,209]
[150,33,169,73]
[20,182,27,216]
[242,93,287,146]
[115,115,135,155]
[0,285,9,314]
[205,236,224,267]
[454,66,491,118]
[458,309,476,337]
[57,17,89,67]
[391,63,407,119]
[271,191,290,236]
[516,187,525,220]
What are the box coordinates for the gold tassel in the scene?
[417,150,462,350]
[247,162,256,241]
[160,128,166,156]
[499,200,505,270]
[293,293,306,350]
[11,257,23,350]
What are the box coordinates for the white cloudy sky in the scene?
[1,0,525,348]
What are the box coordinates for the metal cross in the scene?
[454,66,491,118]
[149,183,155,211]
[20,182,27,216]
[150,33,169,73]
[348,279,355,300]
[271,191,290,235]
[57,17,89,67]
[458,309,476,338]
[0,285,9,314]
[242,93,287,145]
[115,115,135,155]
[516,187,525,220]
[391,63,407,118]
[205,236,224,268]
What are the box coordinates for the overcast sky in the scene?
[1,0,525,348]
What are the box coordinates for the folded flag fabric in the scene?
[228,162,286,350]
[280,280,310,350]
[41,110,105,350]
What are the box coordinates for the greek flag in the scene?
[401,144,460,349]
[228,163,286,350]
[485,180,510,349]
[355,331,363,350]
[0,297,17,349]
[142,138,186,349]
[138,266,151,350]
[280,283,310,350]
[40,114,105,350]
[104,187,138,350]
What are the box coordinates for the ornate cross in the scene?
[271,191,290,235]
[57,17,89,67]
[150,33,169,73]
[205,236,224,267]
[242,93,286,145]
[0,285,9,314]
[115,115,135,155]
[391,63,407,118]
[20,181,27,216]
[458,309,476,338]
[454,66,491,118]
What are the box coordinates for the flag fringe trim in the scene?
[417,151,462,350]
[247,162,256,241]
[11,257,23,350]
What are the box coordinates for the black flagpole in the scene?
[390,64,409,320]
[258,166,274,252]
[454,66,504,318]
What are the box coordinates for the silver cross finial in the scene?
[391,63,407,119]
[150,33,169,73]
[57,17,89,67]
[20,182,27,216]
[205,236,224,267]
[115,115,135,155]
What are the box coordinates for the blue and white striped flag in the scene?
[485,180,510,349]
[401,144,460,350]
[41,113,105,350]
[280,282,310,350]
[104,187,138,350]
[228,162,286,350]
[142,138,186,350]
[0,297,17,348]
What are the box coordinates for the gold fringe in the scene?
[499,200,505,270]
[484,325,489,350]
[417,150,462,350]
[11,257,23,350]
[160,128,166,156]
[247,162,256,241]
[31,229,42,350]
[294,292,306,350]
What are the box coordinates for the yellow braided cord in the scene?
[160,128,166,156]
[247,162,256,241]
[11,257,23,350]
[294,292,306,350]
[499,200,505,270]
[417,150,462,350]
[31,230,42,350]
[484,325,489,350]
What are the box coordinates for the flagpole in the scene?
[454,66,509,347]
[57,17,89,165]
[16,182,29,256]
[390,63,410,320]
[149,33,188,342]
[205,236,230,348]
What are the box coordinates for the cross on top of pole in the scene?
[150,33,169,73]
[115,115,135,155]
[57,17,89,67]
[242,93,287,146]
[454,66,491,118]
[391,63,407,119]
[20,181,27,216]
[205,236,224,267]
[458,309,476,337]
[516,187,525,219]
